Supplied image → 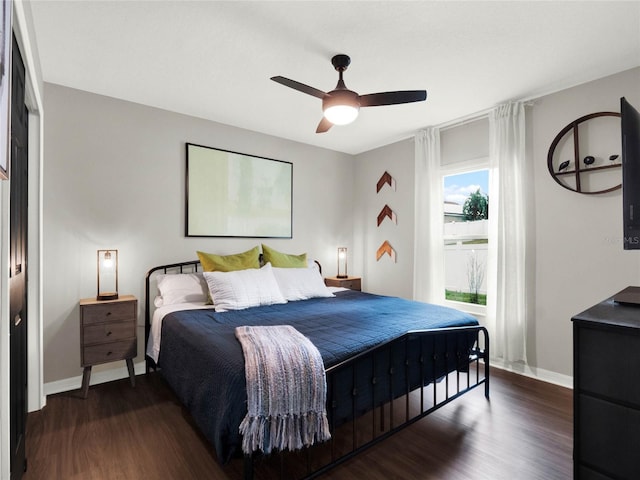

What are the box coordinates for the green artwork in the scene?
[186,143,292,238]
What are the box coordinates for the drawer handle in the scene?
[106,351,113,356]
[106,331,112,336]
[106,311,112,316]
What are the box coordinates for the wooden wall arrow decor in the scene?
[376,171,396,193]
[376,172,397,263]
[376,240,396,262]
[377,205,397,227]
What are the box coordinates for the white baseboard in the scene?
[43,361,146,397]
[491,360,573,389]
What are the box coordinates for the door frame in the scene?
[0,4,44,478]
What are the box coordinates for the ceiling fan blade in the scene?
[271,76,327,99]
[316,117,333,133]
[359,90,427,107]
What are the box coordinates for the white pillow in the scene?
[203,263,287,312]
[156,273,209,306]
[272,266,335,301]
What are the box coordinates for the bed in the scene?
[145,259,489,479]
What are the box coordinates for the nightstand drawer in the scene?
[81,301,135,325]
[324,276,362,291]
[338,279,361,290]
[82,339,137,367]
[83,322,135,345]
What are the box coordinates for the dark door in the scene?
[9,33,28,480]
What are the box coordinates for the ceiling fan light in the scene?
[324,104,359,125]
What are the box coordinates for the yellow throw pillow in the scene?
[261,244,307,268]
[197,246,261,272]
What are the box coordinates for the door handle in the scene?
[14,314,22,327]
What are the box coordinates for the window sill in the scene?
[444,299,486,318]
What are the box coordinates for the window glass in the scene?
[443,169,489,306]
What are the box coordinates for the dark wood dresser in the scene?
[572,295,640,479]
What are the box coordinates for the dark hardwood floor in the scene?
[24,367,572,479]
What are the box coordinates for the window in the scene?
[442,163,489,311]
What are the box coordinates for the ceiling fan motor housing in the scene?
[331,54,351,71]
[323,89,360,110]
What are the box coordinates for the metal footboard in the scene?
[244,325,489,479]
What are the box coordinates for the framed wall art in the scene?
[185,143,293,238]
[0,0,12,180]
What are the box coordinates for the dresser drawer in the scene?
[577,394,640,479]
[81,300,135,325]
[82,339,137,367]
[577,465,614,480]
[83,321,135,345]
[577,325,640,405]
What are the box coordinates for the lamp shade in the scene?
[97,249,119,301]
[324,105,359,125]
[337,247,348,278]
[323,90,360,125]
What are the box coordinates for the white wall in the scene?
[352,139,415,297]
[531,67,640,377]
[441,117,489,165]
[354,67,640,382]
[42,83,354,388]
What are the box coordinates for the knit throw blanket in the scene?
[235,325,331,455]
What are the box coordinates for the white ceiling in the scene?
[29,1,640,155]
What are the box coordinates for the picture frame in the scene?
[0,0,11,180]
[185,143,293,238]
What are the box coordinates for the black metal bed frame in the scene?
[144,260,490,480]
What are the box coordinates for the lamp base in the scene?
[336,275,348,279]
[97,292,119,301]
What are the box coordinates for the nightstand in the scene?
[324,276,362,291]
[79,295,137,398]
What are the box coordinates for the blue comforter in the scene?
[157,289,478,463]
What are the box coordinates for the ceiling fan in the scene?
[271,54,427,133]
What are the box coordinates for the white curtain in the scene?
[487,102,529,363]
[413,128,445,304]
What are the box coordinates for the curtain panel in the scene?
[413,128,445,304]
[487,102,530,363]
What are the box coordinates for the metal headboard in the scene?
[144,256,322,371]
[145,260,202,371]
